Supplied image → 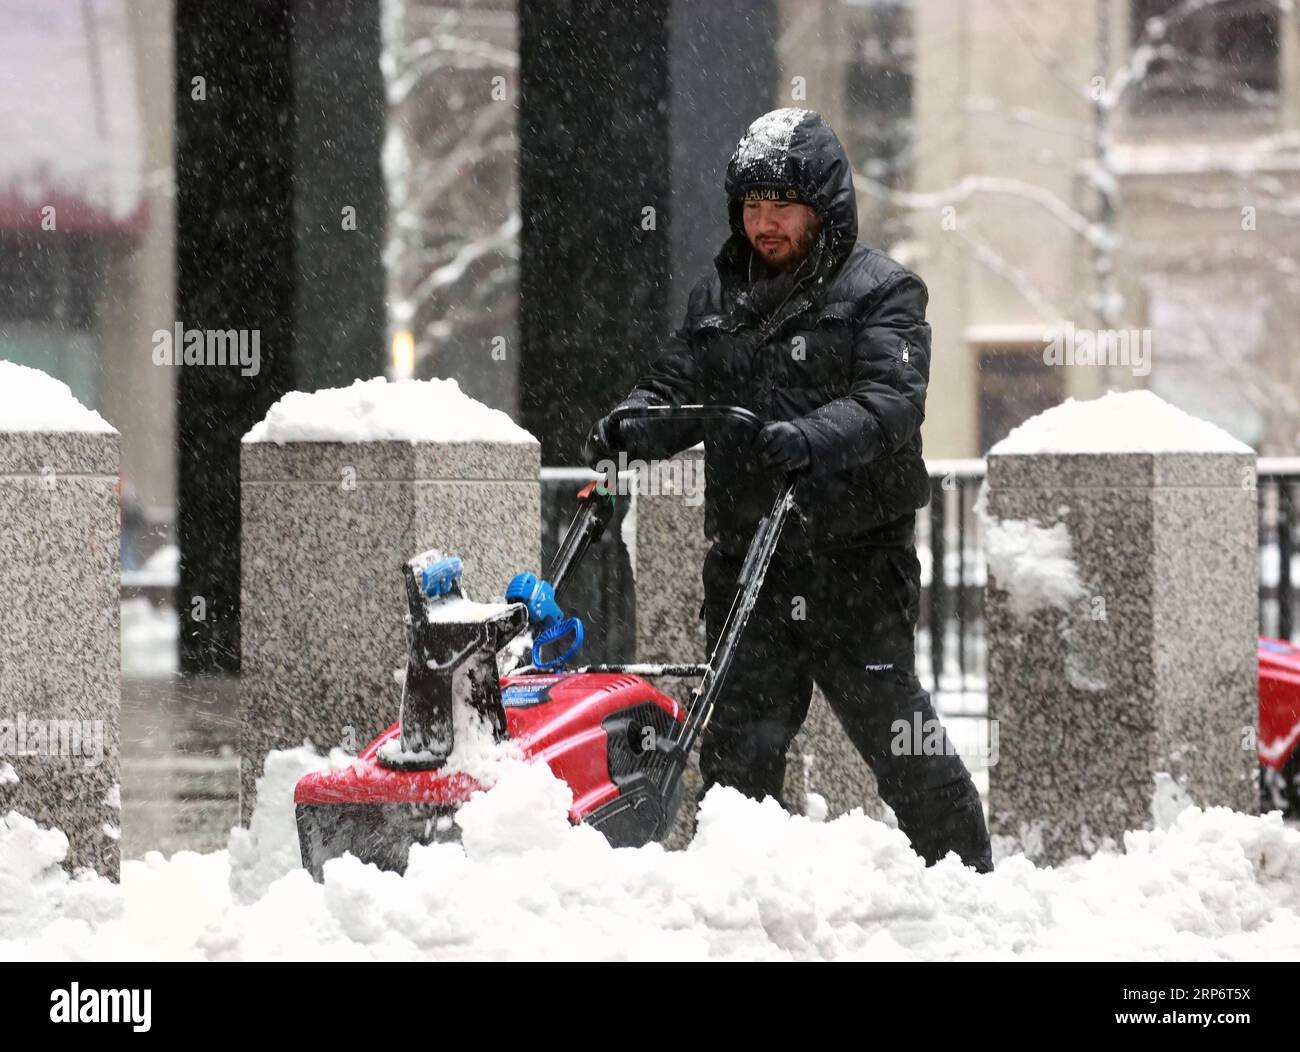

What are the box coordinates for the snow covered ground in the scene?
[3,746,1298,962]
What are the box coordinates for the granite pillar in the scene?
[983,450,1258,866]
[0,431,121,878]
[238,438,540,822]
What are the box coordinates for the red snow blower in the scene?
[1259,637,1300,815]
[294,404,801,880]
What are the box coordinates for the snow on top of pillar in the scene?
[990,389,1252,456]
[243,377,537,445]
[0,361,116,433]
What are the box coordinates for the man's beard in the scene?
[755,231,817,273]
[745,228,832,322]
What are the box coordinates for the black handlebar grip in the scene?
[607,404,763,438]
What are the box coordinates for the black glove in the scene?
[581,412,620,468]
[754,421,811,472]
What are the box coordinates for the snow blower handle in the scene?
[544,477,617,597]
[512,405,796,674]
[600,406,809,790]
[605,402,767,450]
[605,402,806,488]
[543,403,771,598]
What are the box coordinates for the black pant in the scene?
[699,541,994,873]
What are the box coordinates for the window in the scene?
[0,231,104,409]
[0,232,100,328]
[1129,0,1281,111]
[977,344,1065,453]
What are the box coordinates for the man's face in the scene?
[742,199,822,272]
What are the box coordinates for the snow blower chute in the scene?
[294,405,802,880]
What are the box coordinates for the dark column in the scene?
[668,0,776,325]
[175,0,385,673]
[175,0,295,673]
[518,0,672,465]
[290,0,387,390]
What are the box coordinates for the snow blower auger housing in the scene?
[294,405,803,880]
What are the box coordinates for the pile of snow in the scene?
[243,377,536,445]
[227,747,355,905]
[0,361,115,433]
[1151,772,1197,832]
[2,755,1299,960]
[974,489,1084,619]
[0,813,122,952]
[990,389,1252,455]
[454,760,575,858]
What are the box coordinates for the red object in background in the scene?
[294,672,683,823]
[1259,638,1300,771]
[0,192,148,237]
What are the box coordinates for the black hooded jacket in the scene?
[613,108,932,562]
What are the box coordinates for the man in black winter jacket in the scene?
[583,108,993,873]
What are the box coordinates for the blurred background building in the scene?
[910,0,1300,456]
[0,0,175,526]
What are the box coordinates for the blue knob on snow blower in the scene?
[505,570,584,669]
[417,556,463,599]
[505,571,563,628]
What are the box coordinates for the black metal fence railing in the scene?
[917,461,988,699]
[112,461,1300,690]
[539,459,1300,697]
[1258,459,1300,644]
